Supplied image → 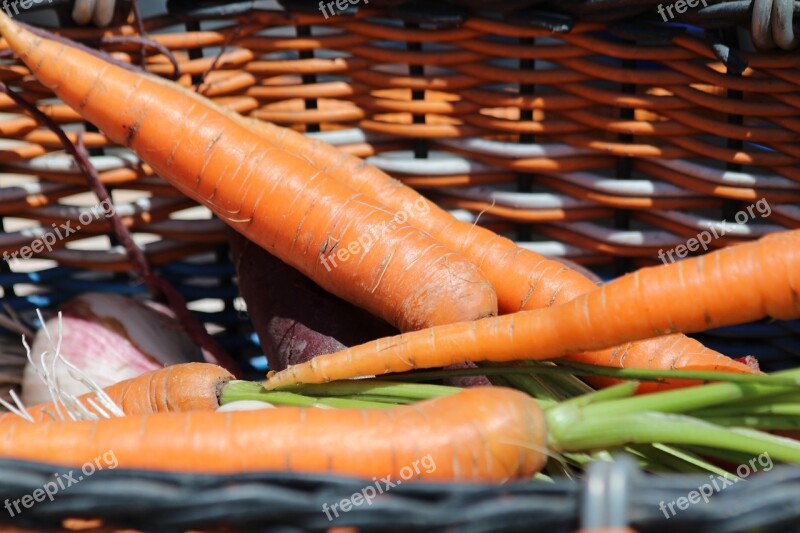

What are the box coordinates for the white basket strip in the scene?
[439,186,599,209]
[540,170,698,198]
[438,138,596,159]
[367,150,499,175]
[656,159,800,190]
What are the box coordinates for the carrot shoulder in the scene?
[265,230,800,388]
[0,363,232,424]
[0,13,496,332]
[0,387,547,482]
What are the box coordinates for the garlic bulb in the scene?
[22,293,203,406]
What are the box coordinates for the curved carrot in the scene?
[24,25,743,387]
[1,363,232,424]
[265,230,800,388]
[0,387,547,482]
[0,13,497,333]
[185,92,754,388]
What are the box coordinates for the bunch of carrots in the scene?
[0,7,799,488]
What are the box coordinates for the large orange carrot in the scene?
[265,230,800,388]
[2,13,748,385]
[180,89,754,386]
[9,20,743,386]
[0,13,496,333]
[2,363,232,424]
[0,387,546,482]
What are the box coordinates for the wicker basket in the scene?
[0,0,799,530]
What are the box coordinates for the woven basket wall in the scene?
[0,0,799,376]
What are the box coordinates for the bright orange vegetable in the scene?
[0,387,547,481]
[1,363,232,424]
[265,229,799,388]
[0,12,496,333]
[0,11,750,387]
[195,98,755,389]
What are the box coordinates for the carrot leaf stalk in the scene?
[572,367,800,419]
[384,362,795,387]
[220,379,459,407]
[547,411,800,464]
[223,388,392,409]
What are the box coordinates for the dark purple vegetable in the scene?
[229,230,398,371]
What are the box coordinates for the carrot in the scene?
[0,386,547,482]
[2,363,232,424]
[0,13,497,333]
[185,91,756,388]
[10,19,737,387]
[1,12,747,386]
[265,229,800,388]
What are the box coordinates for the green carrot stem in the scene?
[694,403,800,417]
[488,376,554,411]
[690,393,800,414]
[573,368,800,420]
[494,361,595,399]
[220,381,391,409]
[335,395,417,404]
[552,360,800,387]
[683,446,775,470]
[485,374,513,389]
[700,416,800,429]
[547,411,800,463]
[626,444,733,476]
[502,373,560,400]
[384,363,798,387]
[277,380,460,400]
[545,381,637,412]
[686,391,800,414]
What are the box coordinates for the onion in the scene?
[22,293,203,405]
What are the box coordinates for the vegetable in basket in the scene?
[23,293,204,405]
[4,219,800,482]
[184,89,757,392]
[0,11,497,335]
[8,363,231,423]
[0,8,759,393]
[265,229,798,387]
[0,385,547,481]
[3,361,800,481]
